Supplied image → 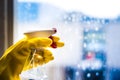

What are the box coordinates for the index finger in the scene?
[28,38,52,48]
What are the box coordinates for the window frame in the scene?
[0,0,13,56]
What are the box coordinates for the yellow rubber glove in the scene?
[0,36,64,80]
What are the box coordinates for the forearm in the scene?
[0,50,31,80]
[0,39,31,80]
[0,54,20,80]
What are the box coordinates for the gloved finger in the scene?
[49,36,64,48]
[56,41,64,47]
[49,36,60,42]
[44,56,54,63]
[38,48,54,61]
[33,53,44,66]
[28,37,52,48]
[43,49,53,57]
[33,56,54,66]
[32,48,54,65]
[34,48,53,57]
[50,41,64,48]
[42,49,54,63]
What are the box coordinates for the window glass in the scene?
[14,0,120,80]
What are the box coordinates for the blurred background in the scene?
[0,0,120,80]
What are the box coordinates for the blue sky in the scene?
[16,2,40,22]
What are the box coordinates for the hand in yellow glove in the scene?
[0,36,64,80]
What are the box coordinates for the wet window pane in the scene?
[14,1,120,80]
